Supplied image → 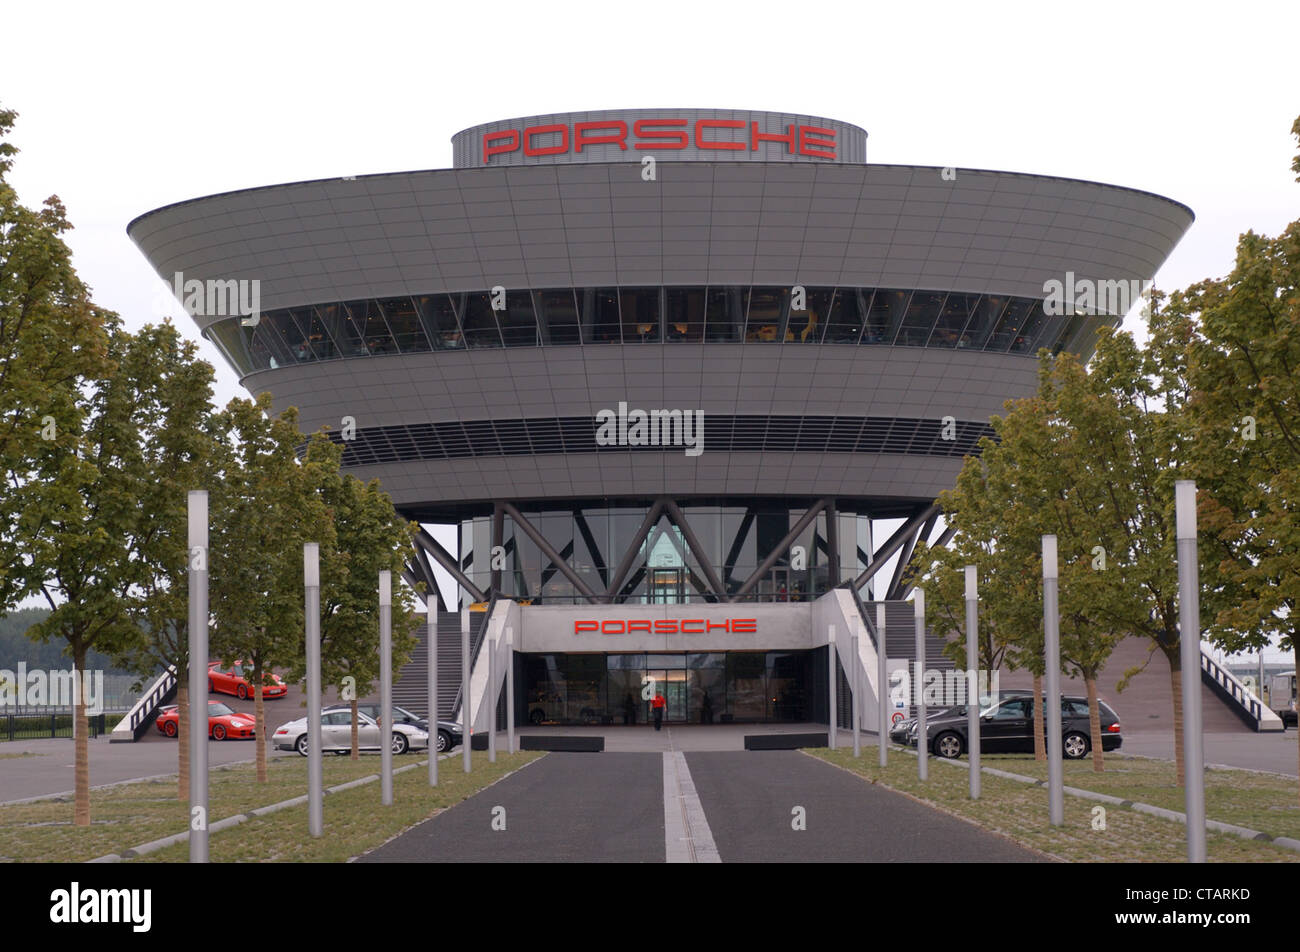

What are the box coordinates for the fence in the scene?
[3,712,113,741]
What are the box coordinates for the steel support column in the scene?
[852,503,940,595]
[730,500,828,601]
[501,502,601,603]
[414,527,485,604]
[604,500,665,602]
[662,499,727,600]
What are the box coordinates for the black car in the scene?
[324,703,463,753]
[910,694,1121,759]
[890,689,1032,745]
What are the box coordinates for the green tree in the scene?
[210,395,326,782]
[9,320,162,825]
[0,105,111,610]
[1177,115,1300,793]
[112,322,224,799]
[293,433,421,758]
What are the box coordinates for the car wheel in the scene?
[207,678,214,694]
[163,720,177,737]
[436,730,451,753]
[934,731,963,759]
[295,734,309,757]
[1063,731,1089,759]
[391,733,409,755]
[237,684,247,700]
[212,724,227,741]
[529,708,544,726]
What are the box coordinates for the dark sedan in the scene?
[911,694,1121,759]
[890,689,1033,745]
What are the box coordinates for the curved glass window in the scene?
[205,285,1091,374]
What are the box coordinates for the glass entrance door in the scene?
[664,669,688,721]
[643,659,689,723]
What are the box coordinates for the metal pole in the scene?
[1258,649,1265,708]
[427,594,437,787]
[827,624,837,750]
[188,492,209,862]
[379,571,392,806]
[304,542,323,838]
[1043,535,1063,827]
[877,602,887,767]
[965,565,980,800]
[1176,481,1207,863]
[506,627,515,755]
[915,589,927,781]
[462,607,472,773]
[851,632,861,757]
[488,628,497,763]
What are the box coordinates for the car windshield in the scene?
[209,702,234,716]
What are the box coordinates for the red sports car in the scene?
[207,660,287,700]
[155,701,257,740]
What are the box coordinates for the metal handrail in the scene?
[451,590,504,719]
[122,665,178,738]
[1201,650,1262,724]
[839,581,881,652]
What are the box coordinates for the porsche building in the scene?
[129,109,1193,733]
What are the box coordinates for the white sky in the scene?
[2,1,1297,652]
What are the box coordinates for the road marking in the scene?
[662,745,720,863]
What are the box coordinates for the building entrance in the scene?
[519,651,810,726]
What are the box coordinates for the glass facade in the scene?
[462,504,872,605]
[519,651,811,726]
[203,285,1092,375]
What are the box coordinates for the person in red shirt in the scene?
[652,692,666,731]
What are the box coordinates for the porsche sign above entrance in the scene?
[452,108,867,169]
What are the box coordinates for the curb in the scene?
[86,752,455,863]
[901,745,1300,854]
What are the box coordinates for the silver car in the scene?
[273,709,428,756]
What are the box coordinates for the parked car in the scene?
[208,660,287,700]
[889,689,1032,745]
[272,709,428,756]
[156,701,256,740]
[325,703,462,753]
[910,694,1121,759]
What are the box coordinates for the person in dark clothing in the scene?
[623,692,636,725]
[652,692,666,731]
[701,689,714,724]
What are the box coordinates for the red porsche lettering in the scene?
[573,617,759,634]
[483,118,837,163]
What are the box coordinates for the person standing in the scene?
[652,692,666,731]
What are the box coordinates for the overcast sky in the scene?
[3,1,1296,656]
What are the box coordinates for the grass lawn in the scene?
[975,751,1300,841]
[810,747,1300,863]
[0,750,542,863]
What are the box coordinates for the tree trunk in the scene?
[351,696,359,760]
[1168,650,1185,787]
[1032,674,1046,761]
[1086,675,1104,772]
[177,675,189,800]
[73,644,90,827]
[255,680,267,783]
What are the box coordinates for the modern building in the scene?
[129,109,1193,732]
